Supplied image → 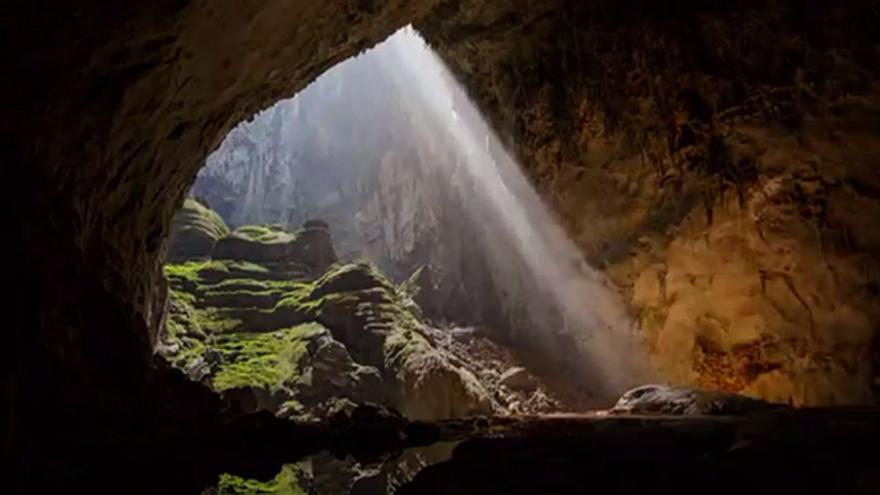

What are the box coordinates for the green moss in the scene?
[167,199,231,262]
[275,285,322,313]
[203,280,312,301]
[162,256,434,405]
[381,300,432,370]
[182,197,229,239]
[202,278,306,293]
[217,465,306,495]
[232,224,296,244]
[211,323,324,392]
[312,259,393,291]
[162,288,208,371]
[203,287,278,299]
[194,307,244,334]
[164,261,207,285]
[169,287,197,307]
[204,259,270,275]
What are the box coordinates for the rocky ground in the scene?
[160,198,567,428]
[159,198,590,493]
[423,325,568,415]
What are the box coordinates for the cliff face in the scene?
[418,0,880,405]
[188,39,524,343]
[193,0,880,406]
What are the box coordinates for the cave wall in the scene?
[418,0,880,405]
[7,2,880,484]
[5,0,441,486]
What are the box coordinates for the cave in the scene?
[6,1,880,494]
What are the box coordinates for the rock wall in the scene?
[418,0,880,405]
[190,40,516,336]
[6,2,441,489]
[7,1,880,488]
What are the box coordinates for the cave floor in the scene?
[400,408,880,494]
[24,404,880,494]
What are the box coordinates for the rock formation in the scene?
[6,0,880,492]
[167,197,230,262]
[418,0,880,405]
[161,206,493,421]
[610,383,782,416]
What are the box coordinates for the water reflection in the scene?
[206,442,458,495]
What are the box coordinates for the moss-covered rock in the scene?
[167,198,230,262]
[212,323,324,393]
[212,223,337,275]
[161,238,493,420]
[298,261,495,419]
[216,464,306,495]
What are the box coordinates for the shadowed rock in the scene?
[610,384,784,416]
[167,198,230,262]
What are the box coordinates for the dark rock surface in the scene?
[211,223,337,275]
[167,197,230,262]
[398,408,880,495]
[610,384,783,415]
[418,0,880,405]
[6,0,880,492]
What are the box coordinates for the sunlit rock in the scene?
[161,203,494,421]
[610,384,782,416]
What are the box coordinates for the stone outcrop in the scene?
[161,206,493,421]
[167,197,230,262]
[191,45,510,337]
[610,384,782,416]
[212,223,337,275]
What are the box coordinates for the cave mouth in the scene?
[11,1,880,493]
[162,26,647,423]
[159,26,654,492]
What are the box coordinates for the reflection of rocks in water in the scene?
[206,443,458,495]
[309,442,457,495]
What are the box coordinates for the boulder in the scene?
[610,384,785,416]
[499,367,539,392]
[291,226,338,275]
[212,225,295,263]
[392,349,495,420]
[212,224,337,274]
[167,198,230,262]
[310,261,390,299]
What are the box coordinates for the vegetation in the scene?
[195,307,244,334]
[162,289,208,372]
[167,198,231,261]
[212,322,324,392]
[179,197,230,239]
[216,465,306,495]
[164,259,273,290]
[161,230,435,412]
[231,224,297,244]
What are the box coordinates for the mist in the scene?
[197,27,650,400]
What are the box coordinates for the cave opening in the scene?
[164,25,647,423]
[161,29,654,491]
[8,2,880,494]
